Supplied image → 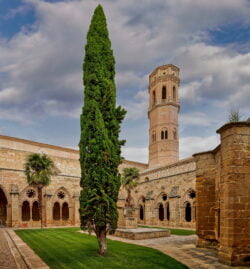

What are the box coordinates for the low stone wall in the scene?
[114,228,170,240]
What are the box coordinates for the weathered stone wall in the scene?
[119,158,196,229]
[0,135,81,228]
[194,121,250,266]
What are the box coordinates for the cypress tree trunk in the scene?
[96,226,107,255]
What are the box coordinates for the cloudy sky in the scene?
[0,0,250,163]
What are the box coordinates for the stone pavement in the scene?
[108,234,246,269]
[0,228,19,269]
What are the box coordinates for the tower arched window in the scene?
[161,129,168,140]
[173,86,176,102]
[152,91,156,105]
[162,86,166,100]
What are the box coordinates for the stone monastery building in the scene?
[0,64,249,266]
[0,64,197,229]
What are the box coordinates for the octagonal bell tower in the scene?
[148,64,180,168]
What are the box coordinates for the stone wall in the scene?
[119,157,197,229]
[194,121,250,266]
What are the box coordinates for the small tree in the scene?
[24,153,55,229]
[121,167,140,207]
[228,109,241,122]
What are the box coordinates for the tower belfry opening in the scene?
[148,64,180,167]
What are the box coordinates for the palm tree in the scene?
[121,167,140,207]
[24,153,55,228]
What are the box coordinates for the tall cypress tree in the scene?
[79,5,126,255]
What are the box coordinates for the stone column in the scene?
[193,152,217,248]
[217,122,250,266]
[10,184,19,227]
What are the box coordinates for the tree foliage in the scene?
[24,153,55,228]
[79,5,126,255]
[228,109,241,122]
[121,167,140,207]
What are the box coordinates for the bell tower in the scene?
[148,64,180,168]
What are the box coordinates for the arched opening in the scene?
[165,130,168,139]
[166,203,170,221]
[152,91,156,105]
[185,202,192,222]
[139,205,144,220]
[162,86,166,100]
[173,86,176,102]
[159,203,164,221]
[161,130,164,140]
[0,188,7,226]
[161,129,168,140]
[32,201,40,221]
[62,202,69,220]
[53,202,60,220]
[22,201,30,221]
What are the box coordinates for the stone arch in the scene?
[62,202,69,220]
[166,202,170,221]
[161,128,168,140]
[173,86,176,102]
[184,201,192,222]
[0,187,8,226]
[158,203,164,221]
[139,205,144,220]
[22,201,30,221]
[162,86,167,100]
[32,201,40,221]
[53,202,60,220]
[53,187,72,204]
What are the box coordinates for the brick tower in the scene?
[148,64,180,168]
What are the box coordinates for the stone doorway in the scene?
[0,188,7,227]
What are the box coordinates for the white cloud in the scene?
[180,135,220,159]
[122,146,148,163]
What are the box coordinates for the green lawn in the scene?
[138,225,196,236]
[15,228,188,269]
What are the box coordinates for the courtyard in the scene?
[0,227,247,269]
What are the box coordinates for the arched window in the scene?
[62,202,69,220]
[162,86,166,100]
[32,201,40,221]
[22,201,30,221]
[166,203,170,221]
[165,130,168,139]
[140,205,144,220]
[53,202,60,220]
[0,188,7,226]
[159,203,164,221]
[173,129,177,140]
[185,202,192,222]
[161,129,168,140]
[173,86,176,102]
[161,131,164,140]
[153,91,156,105]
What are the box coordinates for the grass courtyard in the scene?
[15,228,188,269]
